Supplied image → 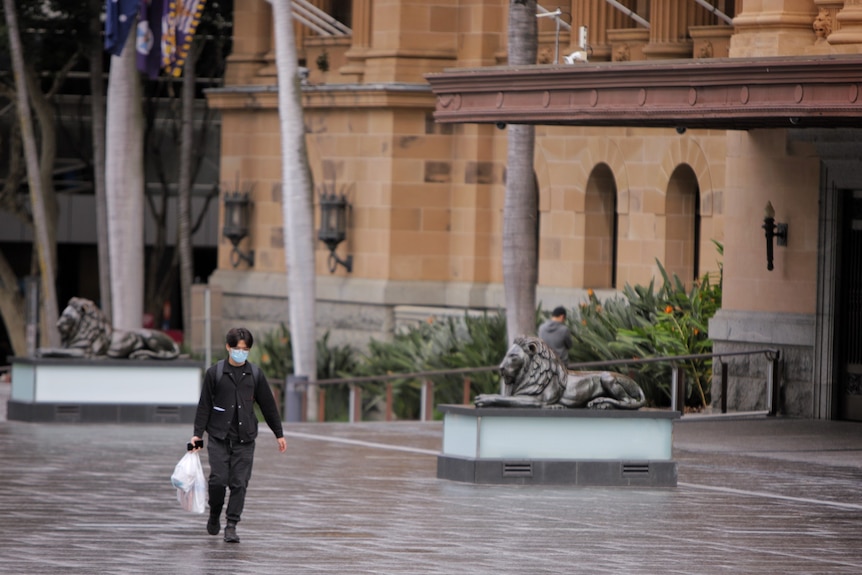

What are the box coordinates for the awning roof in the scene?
[426,55,862,130]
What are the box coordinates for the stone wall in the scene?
[710,310,815,417]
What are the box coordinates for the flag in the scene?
[162,0,208,77]
[136,0,168,79]
[105,0,143,56]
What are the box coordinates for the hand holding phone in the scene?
[187,439,204,451]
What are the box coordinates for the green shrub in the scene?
[567,257,722,409]
[250,325,358,422]
[252,323,293,381]
[356,320,446,419]
[252,244,722,417]
[429,310,509,407]
[317,332,360,421]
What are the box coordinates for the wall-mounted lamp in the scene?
[318,192,353,273]
[762,201,788,271]
[222,183,255,268]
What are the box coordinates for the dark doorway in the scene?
[837,190,862,421]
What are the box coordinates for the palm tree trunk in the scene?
[3,0,60,347]
[0,253,27,356]
[89,0,112,321]
[177,42,198,342]
[503,123,538,344]
[503,0,539,345]
[27,66,63,347]
[269,0,319,420]
[105,31,145,330]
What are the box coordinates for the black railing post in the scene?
[767,350,781,416]
[671,366,686,414]
[462,376,472,405]
[318,388,327,422]
[720,361,728,414]
[671,366,678,412]
[385,382,393,422]
[421,379,434,422]
[349,384,362,424]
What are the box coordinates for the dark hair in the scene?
[226,327,254,348]
[552,306,567,319]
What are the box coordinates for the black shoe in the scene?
[206,512,220,536]
[223,524,240,543]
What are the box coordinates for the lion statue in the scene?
[474,335,646,409]
[38,297,181,360]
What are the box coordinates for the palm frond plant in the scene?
[249,243,722,418]
[357,320,447,419]
[317,331,359,421]
[567,248,723,409]
[251,324,359,420]
[252,323,293,381]
[430,310,509,407]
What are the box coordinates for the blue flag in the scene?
[105,0,143,56]
[136,0,168,79]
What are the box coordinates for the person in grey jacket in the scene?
[538,306,573,364]
[190,327,286,543]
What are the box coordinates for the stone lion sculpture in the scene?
[38,297,181,360]
[474,335,646,409]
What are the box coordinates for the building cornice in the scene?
[426,55,862,130]
[206,83,434,111]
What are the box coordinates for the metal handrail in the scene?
[311,364,498,386]
[282,347,781,423]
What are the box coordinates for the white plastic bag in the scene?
[171,451,207,514]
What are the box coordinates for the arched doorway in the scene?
[837,190,862,420]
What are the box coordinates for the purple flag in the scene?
[105,0,143,56]
[162,0,208,77]
[136,0,168,79]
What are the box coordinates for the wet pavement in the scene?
[1,379,861,574]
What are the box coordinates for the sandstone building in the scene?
[201,1,862,420]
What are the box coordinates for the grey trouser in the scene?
[207,436,256,524]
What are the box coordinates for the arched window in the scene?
[584,163,618,288]
[665,164,701,285]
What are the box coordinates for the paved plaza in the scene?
[1,379,861,574]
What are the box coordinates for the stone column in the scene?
[643,0,710,60]
[730,0,818,57]
[458,1,505,67]
[573,0,641,62]
[363,0,458,83]
[340,0,372,81]
[225,0,273,85]
[828,0,862,45]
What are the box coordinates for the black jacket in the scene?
[193,360,283,444]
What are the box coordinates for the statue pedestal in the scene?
[7,357,204,423]
[437,405,679,486]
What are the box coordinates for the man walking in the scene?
[190,327,286,543]
[538,306,573,364]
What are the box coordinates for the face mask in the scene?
[230,348,249,364]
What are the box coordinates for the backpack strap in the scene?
[215,359,225,389]
[216,358,263,390]
[249,362,263,388]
